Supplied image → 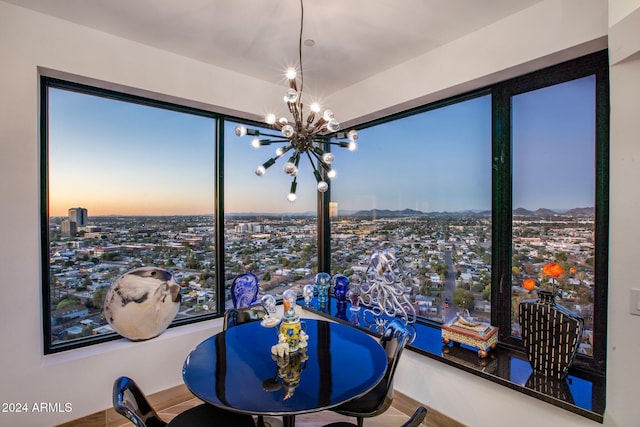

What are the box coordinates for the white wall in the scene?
[0,1,638,426]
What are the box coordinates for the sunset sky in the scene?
[48,75,595,217]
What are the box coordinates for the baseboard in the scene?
[57,385,465,427]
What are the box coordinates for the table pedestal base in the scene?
[283,415,295,427]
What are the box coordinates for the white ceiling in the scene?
[5,0,542,95]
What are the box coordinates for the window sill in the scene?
[301,299,605,423]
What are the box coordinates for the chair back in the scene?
[231,273,259,308]
[401,406,427,427]
[223,304,268,330]
[113,376,166,427]
[379,319,411,402]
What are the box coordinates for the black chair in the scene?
[223,304,268,330]
[324,406,427,427]
[332,319,411,427]
[112,376,256,427]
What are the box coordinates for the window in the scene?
[329,94,492,324]
[492,51,609,373]
[510,76,597,355]
[42,78,218,353]
[223,120,319,306]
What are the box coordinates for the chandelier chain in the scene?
[298,0,304,95]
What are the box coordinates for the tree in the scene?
[56,297,81,310]
[453,288,474,311]
[482,285,491,301]
[92,287,108,308]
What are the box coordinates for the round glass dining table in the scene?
[182,318,388,427]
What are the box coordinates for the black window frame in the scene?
[491,50,609,374]
[40,77,228,353]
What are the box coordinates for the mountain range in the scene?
[344,207,594,218]
[224,207,595,218]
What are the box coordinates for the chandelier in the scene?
[234,0,358,202]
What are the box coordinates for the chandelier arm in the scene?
[288,102,301,126]
[276,145,294,158]
[305,150,319,174]
[254,131,287,139]
[308,149,331,172]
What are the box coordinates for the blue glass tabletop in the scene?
[182,319,388,417]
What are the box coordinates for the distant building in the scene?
[51,304,89,325]
[60,219,77,237]
[68,207,88,227]
[329,202,338,218]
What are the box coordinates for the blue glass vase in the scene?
[332,274,349,302]
[315,272,331,304]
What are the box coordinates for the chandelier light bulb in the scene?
[275,147,285,157]
[327,169,337,179]
[284,89,298,103]
[310,103,321,113]
[286,68,297,80]
[284,161,297,176]
[323,109,334,121]
[327,119,340,132]
[317,181,329,192]
[255,166,266,176]
[265,113,276,125]
[235,125,247,137]
[282,124,295,138]
[322,152,334,164]
[287,179,297,202]
[251,138,261,149]
[348,141,357,151]
[278,117,289,126]
[347,129,359,141]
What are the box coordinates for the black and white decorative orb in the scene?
[104,267,181,341]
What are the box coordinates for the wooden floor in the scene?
[59,383,460,427]
[115,397,425,427]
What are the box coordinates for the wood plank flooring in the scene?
[154,397,423,427]
[61,384,460,427]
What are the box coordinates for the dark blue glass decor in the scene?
[332,274,349,302]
